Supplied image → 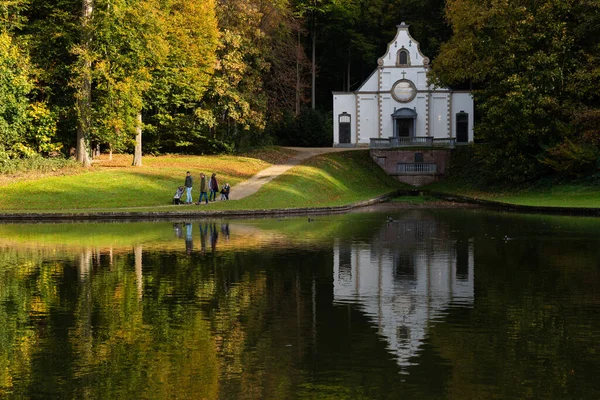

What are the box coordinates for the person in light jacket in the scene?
[209,173,219,202]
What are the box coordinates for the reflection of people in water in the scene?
[221,223,230,240]
[199,223,208,254]
[209,223,218,252]
[185,223,193,254]
[173,223,183,239]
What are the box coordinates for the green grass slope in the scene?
[0,150,405,214]
[426,147,600,208]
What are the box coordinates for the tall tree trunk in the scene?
[311,30,316,110]
[76,0,93,167]
[347,59,351,91]
[296,30,301,116]
[132,112,142,166]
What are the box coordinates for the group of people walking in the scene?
[183,171,230,205]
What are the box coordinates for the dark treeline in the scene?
[1,0,599,182]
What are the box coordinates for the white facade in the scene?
[333,23,474,146]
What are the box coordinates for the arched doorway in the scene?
[338,112,351,144]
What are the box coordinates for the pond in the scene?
[0,208,599,399]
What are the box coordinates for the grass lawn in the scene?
[0,149,405,214]
[428,181,600,208]
[0,148,296,212]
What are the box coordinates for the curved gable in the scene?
[377,22,429,68]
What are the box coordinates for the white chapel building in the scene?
[333,23,474,146]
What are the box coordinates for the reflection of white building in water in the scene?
[333,213,474,367]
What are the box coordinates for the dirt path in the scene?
[231,147,361,200]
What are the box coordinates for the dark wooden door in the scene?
[339,122,351,143]
[456,113,468,143]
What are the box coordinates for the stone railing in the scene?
[397,163,438,174]
[370,137,456,148]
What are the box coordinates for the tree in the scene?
[294,0,336,109]
[93,0,167,166]
[0,32,34,158]
[430,0,600,183]
[143,0,218,155]
[73,0,93,166]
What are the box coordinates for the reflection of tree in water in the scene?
[2,212,599,398]
[0,239,326,399]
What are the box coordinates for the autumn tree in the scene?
[143,0,218,155]
[0,2,61,159]
[431,0,600,182]
[93,0,169,165]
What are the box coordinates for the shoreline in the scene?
[0,190,410,223]
[1,190,600,223]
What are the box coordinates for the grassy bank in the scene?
[0,149,404,214]
[431,183,600,208]
[427,147,600,208]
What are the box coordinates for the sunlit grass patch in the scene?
[0,149,295,211]
[0,149,406,213]
[203,150,406,211]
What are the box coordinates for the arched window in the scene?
[338,112,351,144]
[397,49,410,66]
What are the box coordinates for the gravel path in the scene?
[231,147,361,200]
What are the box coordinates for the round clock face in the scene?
[391,80,416,103]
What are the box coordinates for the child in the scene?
[221,183,230,200]
[173,186,185,204]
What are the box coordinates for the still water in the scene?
[0,208,599,399]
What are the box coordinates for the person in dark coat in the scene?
[197,173,208,204]
[184,171,193,204]
[209,173,219,202]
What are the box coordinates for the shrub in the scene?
[269,109,332,147]
[540,139,600,177]
[0,154,78,175]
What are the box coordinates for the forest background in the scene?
[0,0,599,184]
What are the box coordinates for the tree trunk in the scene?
[132,112,142,166]
[296,30,301,116]
[311,29,316,110]
[347,59,351,91]
[76,0,93,167]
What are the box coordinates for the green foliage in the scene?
[144,0,218,146]
[0,0,28,31]
[269,108,332,147]
[0,32,33,157]
[431,0,600,183]
[27,102,61,155]
[540,139,599,177]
